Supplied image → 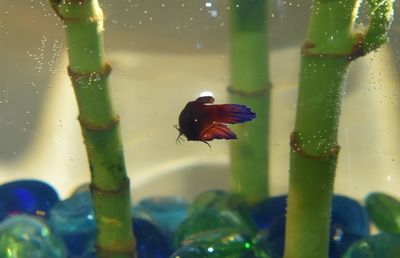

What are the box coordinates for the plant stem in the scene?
[228,0,270,205]
[284,0,393,258]
[49,1,136,257]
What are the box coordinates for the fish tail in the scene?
[215,104,256,124]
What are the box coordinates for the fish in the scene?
[175,96,256,146]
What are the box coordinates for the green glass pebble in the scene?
[188,190,257,232]
[174,208,256,248]
[189,190,251,218]
[365,192,400,234]
[0,215,67,258]
[343,233,400,258]
[171,228,265,258]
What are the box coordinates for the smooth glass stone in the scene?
[189,190,256,230]
[329,195,370,258]
[254,195,369,258]
[365,192,400,234]
[133,218,173,258]
[0,215,66,258]
[171,228,258,258]
[0,180,59,221]
[49,190,96,257]
[343,233,400,258]
[189,190,239,214]
[131,205,157,224]
[251,195,287,230]
[174,208,257,248]
[253,216,285,258]
[138,196,188,234]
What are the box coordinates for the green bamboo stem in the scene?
[283,0,393,258]
[228,0,270,205]
[49,1,136,257]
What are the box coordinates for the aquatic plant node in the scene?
[228,0,271,205]
[48,0,136,257]
[283,1,394,258]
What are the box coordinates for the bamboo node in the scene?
[290,131,340,160]
[227,83,271,97]
[95,243,136,258]
[302,35,366,60]
[90,177,130,195]
[79,115,120,131]
[68,62,112,85]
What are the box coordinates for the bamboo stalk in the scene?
[283,0,393,258]
[228,0,271,205]
[49,1,136,257]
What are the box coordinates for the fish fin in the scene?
[215,104,256,124]
[200,123,237,141]
[195,96,215,104]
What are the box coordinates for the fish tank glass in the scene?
[0,0,400,258]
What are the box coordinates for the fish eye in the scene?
[194,119,198,122]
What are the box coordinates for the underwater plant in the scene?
[48,0,136,257]
[228,0,271,205]
[284,0,394,258]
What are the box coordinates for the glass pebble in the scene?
[138,196,188,234]
[0,215,66,258]
[251,195,287,230]
[131,205,157,224]
[0,180,59,221]
[174,208,257,248]
[49,190,96,257]
[189,190,257,235]
[365,192,400,234]
[343,233,400,258]
[330,195,370,258]
[189,190,255,229]
[133,218,173,258]
[171,228,255,258]
[253,195,369,258]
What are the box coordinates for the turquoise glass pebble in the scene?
[0,180,59,221]
[0,215,66,258]
[365,192,400,234]
[138,196,188,235]
[171,228,264,258]
[49,190,96,256]
[343,233,400,258]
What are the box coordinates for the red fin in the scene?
[200,123,237,141]
[214,104,256,124]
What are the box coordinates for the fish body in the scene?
[177,96,256,144]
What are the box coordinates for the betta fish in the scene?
[175,96,256,147]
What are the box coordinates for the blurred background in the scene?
[0,0,400,201]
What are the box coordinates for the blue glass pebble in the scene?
[0,180,59,221]
[251,195,287,230]
[329,195,370,258]
[49,190,96,257]
[254,215,286,258]
[0,215,66,258]
[252,195,369,258]
[133,217,173,258]
[138,196,188,235]
[131,205,157,223]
